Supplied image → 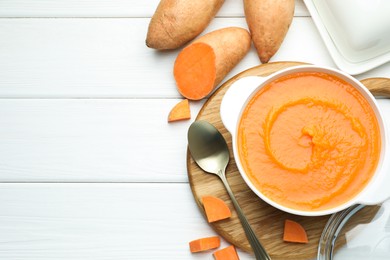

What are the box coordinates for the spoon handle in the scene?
[219,170,271,260]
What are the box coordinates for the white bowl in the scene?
[220,65,390,216]
[304,0,390,75]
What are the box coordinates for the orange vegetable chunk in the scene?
[202,196,231,223]
[283,219,308,244]
[174,42,216,100]
[167,99,191,122]
[213,245,240,260]
[189,236,221,253]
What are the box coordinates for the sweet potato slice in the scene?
[283,219,309,243]
[168,99,191,122]
[189,236,221,253]
[213,245,240,260]
[202,196,231,223]
[174,43,216,100]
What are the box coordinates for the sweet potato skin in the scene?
[193,27,251,87]
[146,0,225,50]
[244,0,295,63]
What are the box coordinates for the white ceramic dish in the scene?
[220,65,390,216]
[304,0,390,75]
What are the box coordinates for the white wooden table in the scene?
[0,1,389,259]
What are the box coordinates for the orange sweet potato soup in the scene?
[238,71,381,211]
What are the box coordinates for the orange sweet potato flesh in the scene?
[174,27,251,100]
[244,0,295,63]
[189,236,221,253]
[146,0,225,50]
[168,99,191,122]
[283,219,309,244]
[213,245,240,260]
[202,196,231,223]
[174,43,216,100]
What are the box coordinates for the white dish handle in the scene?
[220,76,267,135]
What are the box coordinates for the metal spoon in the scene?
[188,120,271,260]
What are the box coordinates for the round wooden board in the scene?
[187,62,386,259]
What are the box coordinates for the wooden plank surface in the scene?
[0,17,389,98]
[0,98,389,183]
[0,0,309,18]
[0,99,203,182]
[0,183,254,260]
[0,0,390,259]
[0,17,309,98]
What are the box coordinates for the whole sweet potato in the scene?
[244,0,295,63]
[146,0,224,50]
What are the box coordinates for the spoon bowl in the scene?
[187,121,229,175]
